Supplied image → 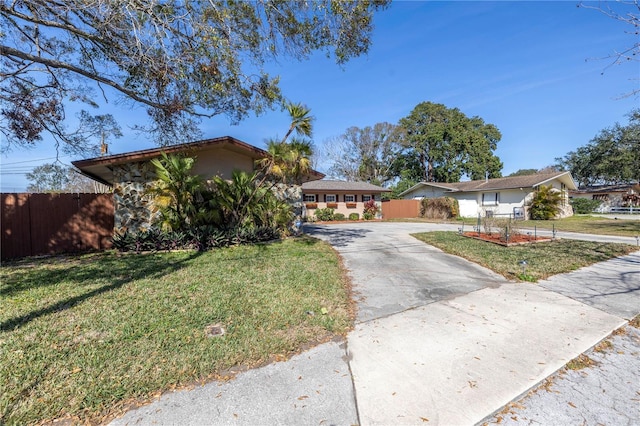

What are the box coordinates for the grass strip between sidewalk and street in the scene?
[411,231,637,281]
[0,236,351,425]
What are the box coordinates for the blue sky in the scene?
[1,1,638,191]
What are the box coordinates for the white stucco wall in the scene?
[410,188,531,218]
[495,189,530,216]
[452,193,478,217]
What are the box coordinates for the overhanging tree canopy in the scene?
[0,0,389,153]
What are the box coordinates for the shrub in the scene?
[112,226,280,253]
[349,213,360,221]
[334,213,346,221]
[570,198,602,214]
[363,199,379,220]
[420,197,459,219]
[314,207,335,221]
[529,185,562,220]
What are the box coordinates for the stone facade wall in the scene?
[112,162,158,233]
[112,163,303,234]
[272,183,303,229]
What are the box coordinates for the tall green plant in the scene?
[147,153,208,231]
[211,170,292,230]
[529,185,562,220]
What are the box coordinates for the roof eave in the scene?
[398,181,459,197]
[535,171,577,190]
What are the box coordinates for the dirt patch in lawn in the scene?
[463,232,552,246]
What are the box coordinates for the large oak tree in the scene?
[556,109,640,186]
[0,0,389,154]
[398,101,503,183]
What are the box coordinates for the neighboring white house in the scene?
[399,172,577,218]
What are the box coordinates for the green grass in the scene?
[390,215,640,237]
[411,231,637,281]
[0,237,351,425]
[518,215,640,237]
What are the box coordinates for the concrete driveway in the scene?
[111,222,639,426]
[305,222,507,323]
[305,222,635,425]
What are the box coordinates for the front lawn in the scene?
[0,237,351,425]
[392,215,640,237]
[412,231,637,281]
[516,215,639,237]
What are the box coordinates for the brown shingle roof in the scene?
[302,180,391,192]
[446,172,573,191]
[400,172,576,197]
[72,136,324,185]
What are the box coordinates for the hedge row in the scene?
[112,226,280,253]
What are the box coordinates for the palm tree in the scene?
[281,102,314,143]
[257,101,315,182]
[147,153,205,231]
[284,137,313,185]
[529,185,562,220]
[210,170,292,230]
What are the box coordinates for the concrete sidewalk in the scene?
[110,223,640,426]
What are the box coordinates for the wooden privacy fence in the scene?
[1,193,114,261]
[381,199,421,219]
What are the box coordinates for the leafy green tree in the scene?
[26,163,69,192]
[529,185,562,220]
[325,122,402,186]
[556,109,640,186]
[1,1,389,152]
[398,102,503,182]
[385,170,418,200]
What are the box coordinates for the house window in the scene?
[362,195,372,202]
[303,194,316,202]
[325,194,337,203]
[344,194,355,203]
[482,192,499,206]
